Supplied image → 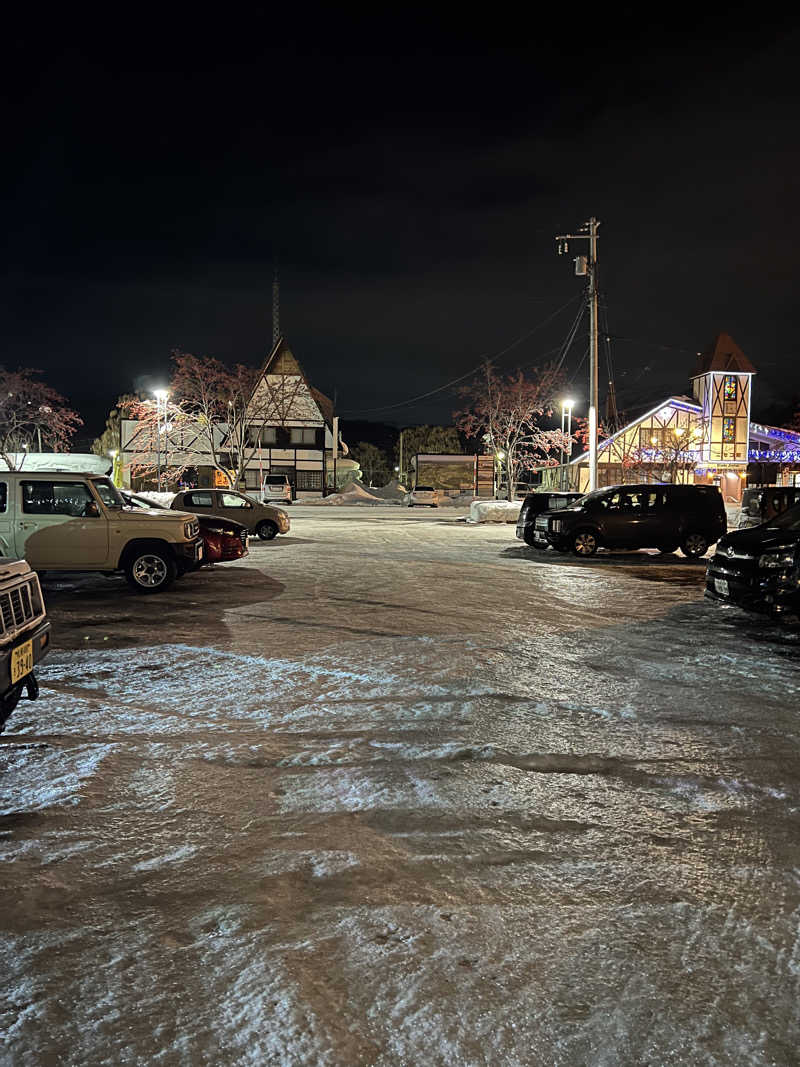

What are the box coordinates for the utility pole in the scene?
[398,430,404,485]
[556,217,601,491]
[332,415,339,492]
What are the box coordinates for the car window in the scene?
[184,492,213,507]
[91,478,124,508]
[220,492,250,508]
[22,481,97,517]
[0,483,6,513]
[549,496,571,510]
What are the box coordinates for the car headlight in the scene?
[758,549,796,569]
[551,519,562,532]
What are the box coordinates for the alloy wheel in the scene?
[132,554,169,587]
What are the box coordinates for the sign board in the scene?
[213,468,236,487]
[476,455,495,498]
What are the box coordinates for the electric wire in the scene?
[338,292,584,415]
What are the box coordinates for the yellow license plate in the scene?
[11,639,34,684]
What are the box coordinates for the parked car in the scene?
[404,486,442,508]
[0,471,202,592]
[121,492,248,564]
[736,486,800,529]
[535,483,726,558]
[706,502,800,619]
[170,489,290,540]
[516,491,585,547]
[260,474,293,504]
[0,558,51,732]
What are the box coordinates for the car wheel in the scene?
[681,532,709,558]
[572,529,598,557]
[124,549,177,593]
[257,520,278,541]
[523,529,537,547]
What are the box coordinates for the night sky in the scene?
[4,9,800,444]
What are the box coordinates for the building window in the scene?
[722,416,736,443]
[247,426,277,447]
[290,428,317,445]
[296,470,323,490]
[723,376,738,402]
[640,427,663,449]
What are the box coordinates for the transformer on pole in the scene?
[555,217,601,491]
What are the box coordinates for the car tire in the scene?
[256,521,278,541]
[523,529,537,547]
[124,548,177,593]
[681,532,709,558]
[572,529,599,557]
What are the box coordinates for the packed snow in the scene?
[2,507,799,1065]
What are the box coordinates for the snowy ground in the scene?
[2,506,800,1065]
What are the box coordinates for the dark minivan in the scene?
[706,502,800,618]
[535,483,726,558]
[516,491,584,546]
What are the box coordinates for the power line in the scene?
[338,293,583,415]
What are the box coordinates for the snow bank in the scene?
[307,479,386,506]
[133,490,177,508]
[467,499,522,523]
[367,478,407,502]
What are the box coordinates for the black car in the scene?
[706,502,800,618]
[535,483,726,558]
[516,491,584,546]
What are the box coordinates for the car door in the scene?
[623,488,665,548]
[218,491,255,526]
[15,479,109,567]
[0,481,11,557]
[180,490,215,516]
[593,489,625,546]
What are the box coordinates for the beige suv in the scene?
[0,471,203,593]
[171,489,290,540]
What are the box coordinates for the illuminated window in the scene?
[723,376,737,401]
[722,416,736,443]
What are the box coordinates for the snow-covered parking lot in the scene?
[2,505,800,1065]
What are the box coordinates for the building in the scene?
[120,337,344,498]
[545,333,800,503]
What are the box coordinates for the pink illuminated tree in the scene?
[0,368,82,469]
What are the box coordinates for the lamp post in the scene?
[495,450,506,499]
[560,399,574,490]
[153,389,168,490]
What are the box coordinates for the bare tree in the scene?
[0,368,82,469]
[455,362,571,498]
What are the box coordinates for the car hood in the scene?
[718,524,800,554]
[121,506,195,522]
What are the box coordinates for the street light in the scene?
[153,389,168,489]
[561,399,575,490]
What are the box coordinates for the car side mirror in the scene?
[84,501,100,518]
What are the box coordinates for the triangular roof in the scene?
[259,335,305,378]
[693,332,756,377]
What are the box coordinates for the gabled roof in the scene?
[693,332,756,377]
[259,335,304,377]
[567,396,701,466]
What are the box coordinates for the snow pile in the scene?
[133,490,177,508]
[467,499,522,523]
[307,479,386,506]
[367,478,407,502]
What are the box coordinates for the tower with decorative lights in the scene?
[691,333,755,467]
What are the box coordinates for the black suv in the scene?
[706,502,800,618]
[516,491,584,546]
[536,483,726,558]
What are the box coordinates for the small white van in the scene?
[261,474,293,504]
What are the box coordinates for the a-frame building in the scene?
[239,336,335,495]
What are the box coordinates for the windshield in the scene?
[764,501,800,532]
[570,488,610,509]
[92,478,125,509]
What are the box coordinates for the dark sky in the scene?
[4,8,800,443]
